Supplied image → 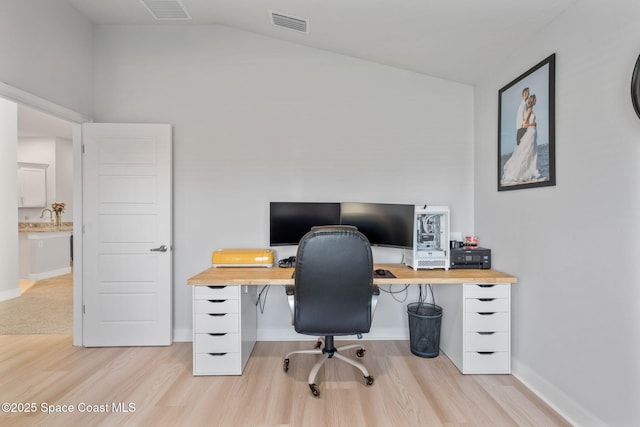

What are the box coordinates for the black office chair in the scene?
[283,225,379,397]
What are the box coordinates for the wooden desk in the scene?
[187,263,517,286]
[187,264,517,376]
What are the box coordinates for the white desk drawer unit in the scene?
[192,285,257,375]
[463,284,511,374]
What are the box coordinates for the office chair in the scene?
[283,225,379,397]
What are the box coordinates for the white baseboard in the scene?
[256,327,409,342]
[172,328,192,343]
[512,357,607,427]
[0,287,21,302]
[27,266,71,281]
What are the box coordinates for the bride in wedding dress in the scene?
[501,94,541,184]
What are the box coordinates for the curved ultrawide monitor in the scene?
[340,202,414,249]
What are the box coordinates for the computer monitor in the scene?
[269,202,341,246]
[340,202,414,249]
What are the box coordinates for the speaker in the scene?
[632,54,640,119]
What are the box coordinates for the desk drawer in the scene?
[194,333,240,353]
[194,352,241,375]
[464,284,510,299]
[195,299,239,314]
[466,297,509,313]
[194,285,239,300]
[465,312,509,332]
[465,332,509,352]
[464,351,510,373]
[194,313,239,333]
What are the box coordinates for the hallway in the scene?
[0,272,72,335]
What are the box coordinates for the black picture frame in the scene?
[498,54,556,191]
[631,54,640,119]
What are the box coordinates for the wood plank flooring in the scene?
[0,336,570,426]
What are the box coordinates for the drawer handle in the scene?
[208,299,227,303]
[477,351,495,355]
[478,284,495,288]
[208,333,227,336]
[207,286,227,289]
[478,312,496,315]
[207,313,227,317]
[478,298,495,302]
[477,332,495,335]
[208,353,227,356]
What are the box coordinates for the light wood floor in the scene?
[0,336,570,427]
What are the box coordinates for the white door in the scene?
[82,123,172,346]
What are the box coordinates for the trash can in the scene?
[407,302,442,358]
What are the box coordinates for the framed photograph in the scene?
[498,54,556,191]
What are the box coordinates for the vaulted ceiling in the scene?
[21,0,579,138]
[65,0,578,85]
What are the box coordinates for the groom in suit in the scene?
[516,87,529,146]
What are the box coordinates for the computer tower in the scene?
[404,206,450,270]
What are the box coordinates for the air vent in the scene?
[139,0,192,21]
[270,11,309,33]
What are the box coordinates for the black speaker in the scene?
[632,54,640,119]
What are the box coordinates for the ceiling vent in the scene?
[139,0,192,21]
[270,11,309,33]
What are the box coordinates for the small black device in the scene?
[278,256,296,268]
[450,247,491,269]
[374,269,396,278]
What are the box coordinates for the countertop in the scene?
[18,222,73,232]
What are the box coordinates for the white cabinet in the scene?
[18,231,72,280]
[436,283,511,374]
[192,285,257,375]
[17,163,48,208]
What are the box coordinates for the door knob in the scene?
[150,245,168,252]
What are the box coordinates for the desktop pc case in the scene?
[404,206,450,270]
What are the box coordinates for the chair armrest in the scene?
[371,285,379,316]
[285,285,295,324]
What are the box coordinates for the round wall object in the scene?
[632,54,640,119]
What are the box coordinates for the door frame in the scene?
[0,82,91,346]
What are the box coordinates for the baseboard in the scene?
[257,327,409,341]
[0,287,21,302]
[512,357,607,427]
[27,266,71,281]
[172,328,192,342]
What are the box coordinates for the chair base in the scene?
[283,336,374,397]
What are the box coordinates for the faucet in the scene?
[40,208,54,227]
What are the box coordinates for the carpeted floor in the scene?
[0,273,72,334]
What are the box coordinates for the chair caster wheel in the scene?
[356,348,366,358]
[283,358,289,372]
[314,340,322,349]
[309,384,320,397]
[365,376,374,386]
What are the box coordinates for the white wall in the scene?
[92,25,475,341]
[55,138,73,222]
[0,0,93,117]
[474,1,640,425]
[0,99,19,301]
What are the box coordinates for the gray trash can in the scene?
[407,302,442,358]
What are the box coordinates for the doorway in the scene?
[9,105,74,334]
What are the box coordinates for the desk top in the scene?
[187,263,517,286]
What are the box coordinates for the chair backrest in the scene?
[293,225,374,335]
